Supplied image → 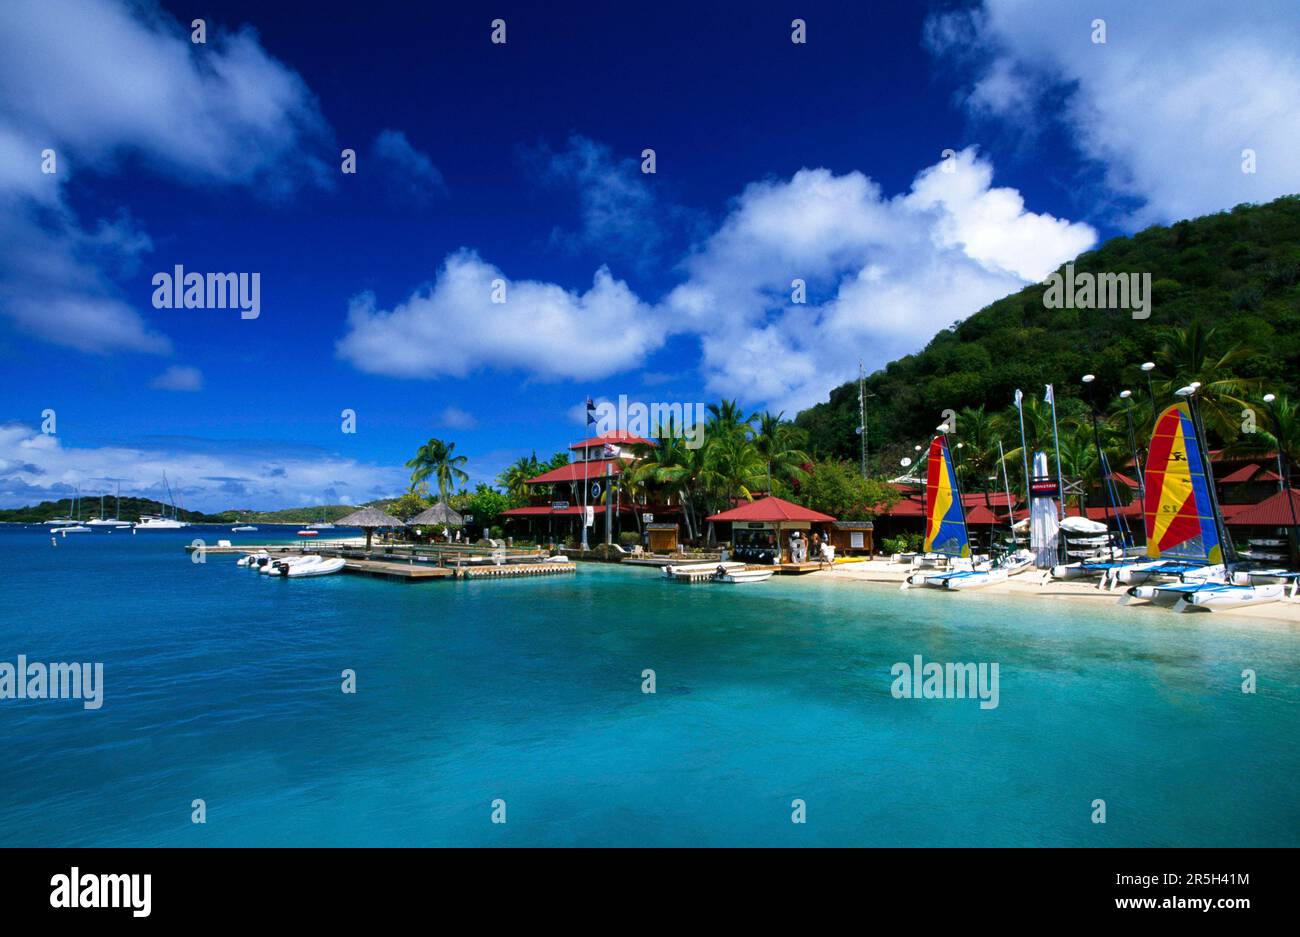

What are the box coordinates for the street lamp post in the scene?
[1263,393,1300,568]
[1119,389,1145,502]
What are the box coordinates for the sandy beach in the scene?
[812,559,1300,631]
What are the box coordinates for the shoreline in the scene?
[805,559,1300,632]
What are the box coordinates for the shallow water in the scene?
[1,525,1296,846]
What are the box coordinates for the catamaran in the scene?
[1122,394,1289,611]
[903,434,977,589]
[135,473,190,529]
[86,487,132,528]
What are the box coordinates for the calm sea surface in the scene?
[1,524,1296,846]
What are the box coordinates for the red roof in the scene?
[706,496,835,523]
[1226,489,1300,526]
[525,458,624,485]
[568,431,656,451]
[1219,463,1282,485]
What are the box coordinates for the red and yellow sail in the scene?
[1143,403,1222,563]
[924,436,970,557]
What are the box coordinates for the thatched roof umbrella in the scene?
[408,502,464,528]
[336,506,406,551]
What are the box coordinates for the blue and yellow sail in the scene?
[1143,403,1222,563]
[924,436,970,557]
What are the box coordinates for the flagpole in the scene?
[1014,389,1030,501]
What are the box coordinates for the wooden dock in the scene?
[186,542,578,582]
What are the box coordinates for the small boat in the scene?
[261,555,320,575]
[277,556,346,577]
[1172,582,1293,612]
[662,560,746,581]
[297,528,319,537]
[944,553,1034,590]
[237,551,271,567]
[54,525,91,535]
[901,435,973,591]
[231,525,257,532]
[711,566,774,583]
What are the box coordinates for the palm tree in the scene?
[706,399,753,442]
[627,422,700,541]
[700,432,766,509]
[1148,323,1261,443]
[406,438,469,509]
[498,453,541,503]
[749,411,810,494]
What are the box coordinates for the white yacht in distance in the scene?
[134,473,190,529]
[135,514,190,530]
[86,488,133,528]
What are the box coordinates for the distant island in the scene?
[0,497,389,525]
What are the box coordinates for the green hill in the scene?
[795,195,1300,468]
[0,496,227,524]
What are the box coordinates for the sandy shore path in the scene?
[811,559,1300,631]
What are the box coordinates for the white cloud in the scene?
[0,422,405,512]
[0,0,333,353]
[372,129,446,206]
[150,365,204,392]
[663,148,1094,411]
[335,250,665,381]
[927,0,1300,227]
[337,148,1092,414]
[437,405,477,429]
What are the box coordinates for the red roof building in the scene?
[1225,489,1300,527]
[706,496,835,524]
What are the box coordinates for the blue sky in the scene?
[1,0,1297,510]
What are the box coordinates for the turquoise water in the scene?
[1,524,1296,847]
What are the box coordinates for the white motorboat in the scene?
[231,525,258,532]
[712,566,774,583]
[43,517,75,526]
[261,555,320,575]
[277,556,346,577]
[237,551,271,567]
[1172,582,1292,612]
[53,525,91,535]
[663,560,746,581]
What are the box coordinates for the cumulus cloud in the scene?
[926,0,1300,227]
[663,148,1095,410]
[149,365,204,391]
[371,129,446,206]
[336,148,1092,413]
[0,0,333,353]
[0,422,405,512]
[335,249,665,380]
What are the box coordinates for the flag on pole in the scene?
[585,396,596,427]
[1014,388,1023,409]
[1044,384,1055,404]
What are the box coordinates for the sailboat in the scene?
[51,486,91,534]
[86,485,132,528]
[135,473,190,529]
[903,435,975,588]
[1121,394,1289,610]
